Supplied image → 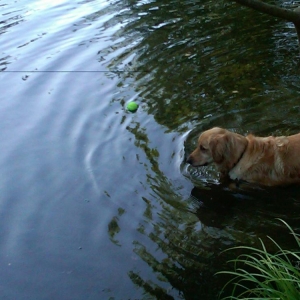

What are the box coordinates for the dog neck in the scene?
[231,139,248,171]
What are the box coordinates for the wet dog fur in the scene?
[187,127,300,186]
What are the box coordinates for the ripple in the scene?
[2,1,300,299]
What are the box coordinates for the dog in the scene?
[187,127,300,186]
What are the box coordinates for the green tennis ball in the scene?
[126,101,138,112]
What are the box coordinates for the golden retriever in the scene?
[187,127,300,186]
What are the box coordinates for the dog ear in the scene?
[208,134,227,163]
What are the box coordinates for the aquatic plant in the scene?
[218,219,300,300]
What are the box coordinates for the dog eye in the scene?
[200,145,207,151]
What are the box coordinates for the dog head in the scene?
[187,127,248,174]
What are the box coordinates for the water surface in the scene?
[1,0,300,299]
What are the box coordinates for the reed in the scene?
[218,219,300,300]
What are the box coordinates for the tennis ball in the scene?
[126,101,138,112]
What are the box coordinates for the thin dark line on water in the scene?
[1,70,149,73]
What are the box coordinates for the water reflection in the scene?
[2,0,300,299]
[100,0,300,134]
[108,208,125,246]
[101,1,300,298]
[124,114,300,298]
[125,119,225,298]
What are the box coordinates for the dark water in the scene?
[1,0,300,299]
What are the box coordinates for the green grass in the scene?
[217,219,300,300]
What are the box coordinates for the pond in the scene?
[1,0,300,299]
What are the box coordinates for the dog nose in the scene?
[186,156,193,165]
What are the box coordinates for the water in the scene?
[1,0,300,299]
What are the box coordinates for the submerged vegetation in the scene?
[218,219,300,300]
